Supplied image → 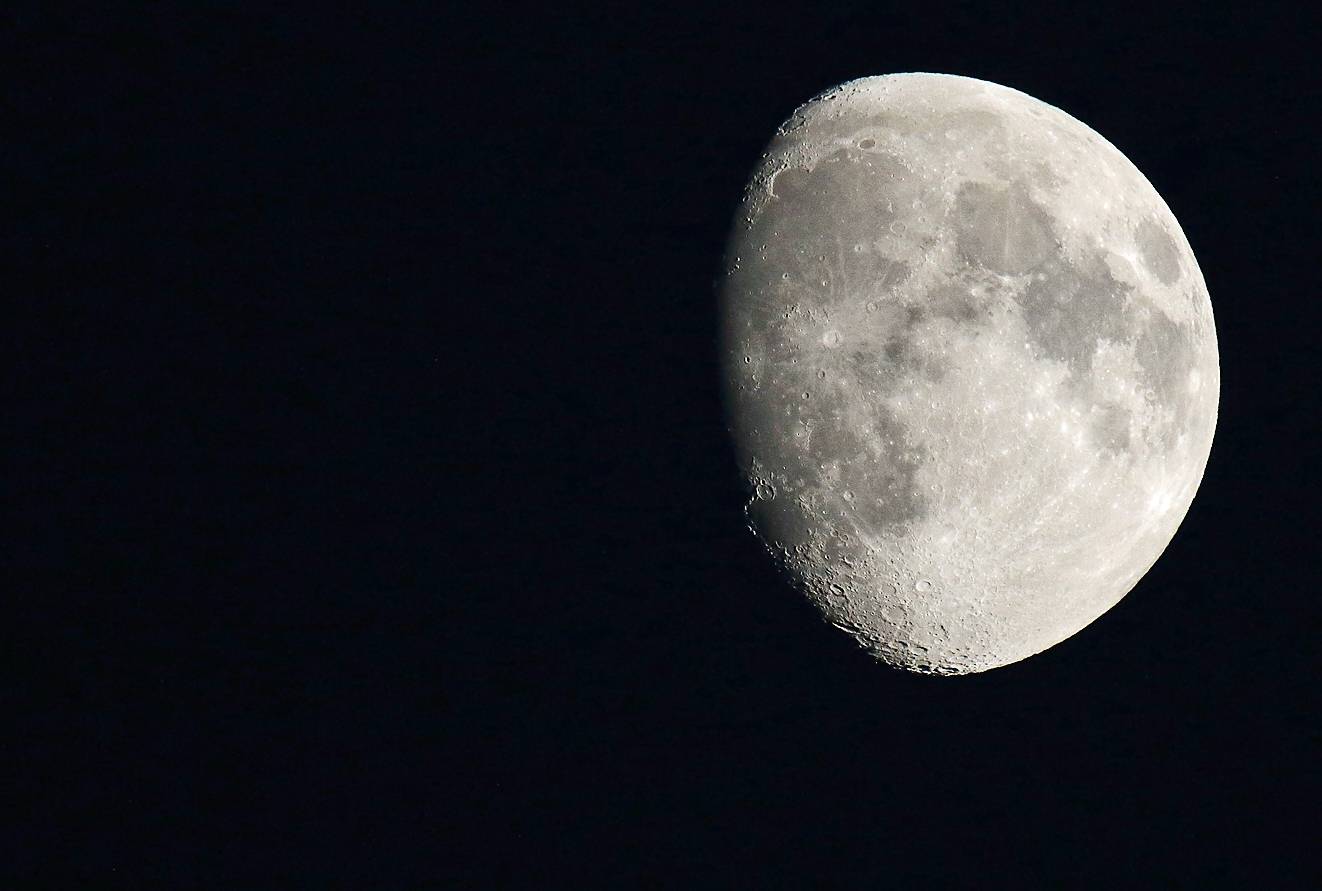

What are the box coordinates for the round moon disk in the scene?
[720,74,1218,674]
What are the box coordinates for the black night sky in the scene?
[9,2,1319,887]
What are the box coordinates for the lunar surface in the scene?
[720,74,1218,674]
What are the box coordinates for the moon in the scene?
[720,74,1219,674]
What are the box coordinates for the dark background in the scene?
[8,2,1318,886]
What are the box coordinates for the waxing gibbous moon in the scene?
[720,74,1218,674]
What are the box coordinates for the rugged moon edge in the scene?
[719,73,1219,675]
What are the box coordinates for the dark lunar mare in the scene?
[724,148,938,543]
